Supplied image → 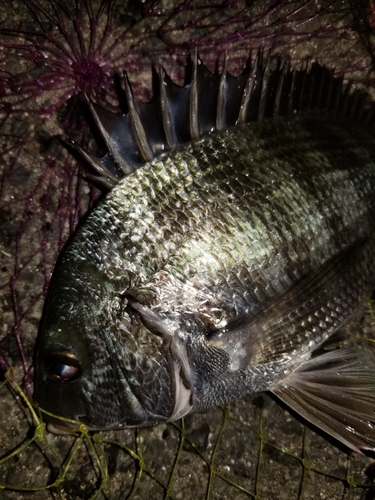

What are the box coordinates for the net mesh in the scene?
[1,1,375,499]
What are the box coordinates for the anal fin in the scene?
[271,348,375,452]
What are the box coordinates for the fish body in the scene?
[34,56,375,451]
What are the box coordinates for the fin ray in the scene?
[80,53,375,184]
[272,348,375,452]
[209,239,369,367]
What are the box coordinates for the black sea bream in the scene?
[34,54,375,452]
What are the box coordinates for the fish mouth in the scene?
[37,407,84,434]
[46,421,79,435]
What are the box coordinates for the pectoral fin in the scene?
[271,348,375,452]
[209,239,368,368]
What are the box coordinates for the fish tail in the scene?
[271,348,375,453]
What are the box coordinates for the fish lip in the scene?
[37,406,84,434]
[46,421,79,435]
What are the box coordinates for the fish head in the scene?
[33,254,185,430]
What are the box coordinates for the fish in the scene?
[33,52,375,452]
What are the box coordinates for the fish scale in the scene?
[34,55,375,451]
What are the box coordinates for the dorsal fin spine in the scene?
[65,136,120,188]
[190,50,200,140]
[342,81,353,117]
[80,52,375,188]
[317,67,326,109]
[124,76,154,162]
[216,54,227,131]
[274,59,287,116]
[158,64,176,149]
[238,52,259,124]
[307,69,315,109]
[288,69,296,114]
[334,76,343,113]
[258,51,271,120]
[325,70,334,110]
[88,100,134,176]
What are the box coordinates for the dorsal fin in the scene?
[75,51,375,188]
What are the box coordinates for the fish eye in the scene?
[45,350,82,382]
